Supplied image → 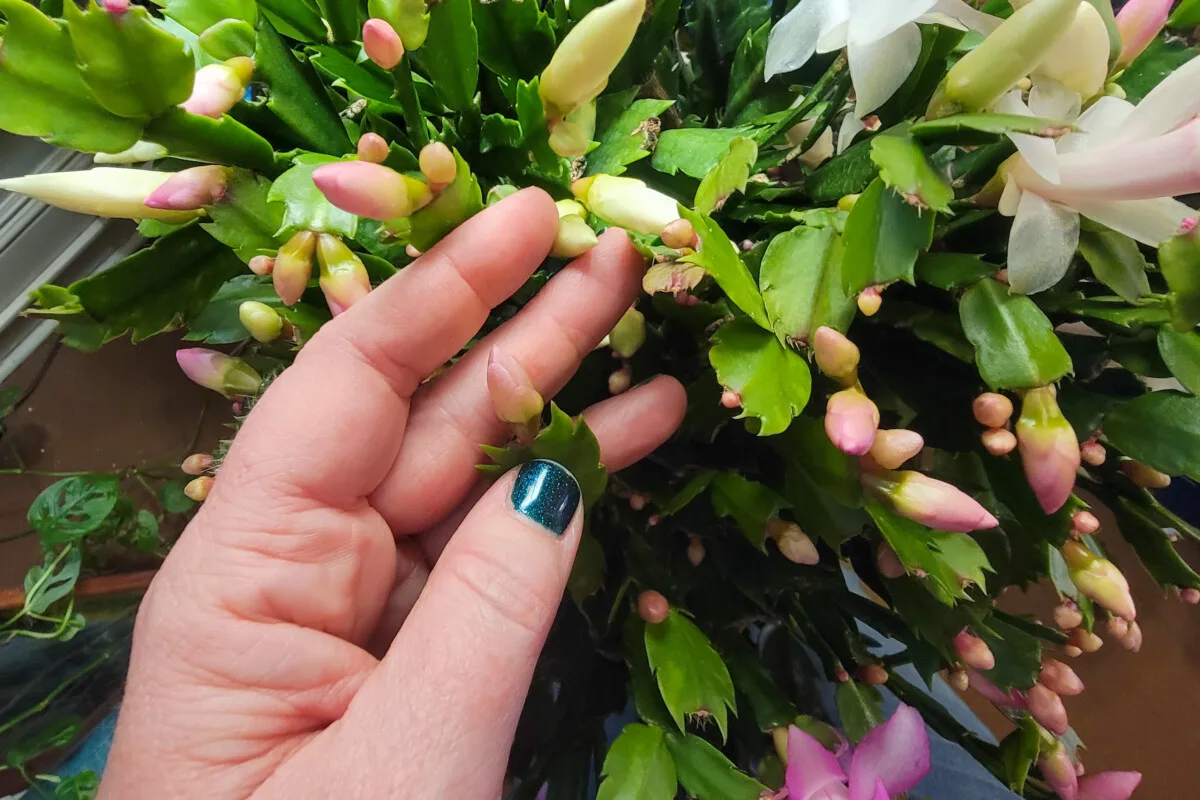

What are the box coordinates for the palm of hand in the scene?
[99,190,686,798]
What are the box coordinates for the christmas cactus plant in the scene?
[1,0,1199,796]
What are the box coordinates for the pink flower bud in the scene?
[812,326,860,384]
[312,161,418,221]
[628,493,648,511]
[687,534,706,566]
[1115,0,1174,68]
[175,348,262,397]
[181,58,254,119]
[776,527,820,565]
[857,286,882,316]
[405,244,422,259]
[637,590,669,624]
[1064,645,1083,658]
[1181,588,1200,605]
[981,427,1017,456]
[1078,771,1142,800]
[1039,740,1079,800]
[1119,459,1171,489]
[862,470,999,533]
[1040,659,1084,696]
[720,389,741,408]
[876,542,906,579]
[860,664,889,685]
[419,141,457,187]
[660,218,698,249]
[316,234,372,315]
[1016,387,1081,514]
[1072,511,1100,535]
[826,388,879,456]
[238,300,284,342]
[103,0,130,12]
[1117,620,1143,652]
[1028,683,1069,735]
[1080,441,1106,466]
[973,392,1014,428]
[1062,541,1136,621]
[967,670,1027,709]
[184,476,214,502]
[1107,615,1129,639]
[363,18,405,70]
[181,453,213,476]
[954,629,996,671]
[486,346,544,425]
[609,366,633,394]
[948,668,968,692]
[357,132,390,163]
[1069,627,1104,654]
[143,166,230,210]
[1054,601,1083,631]
[248,255,275,276]
[869,429,924,471]
[273,230,316,307]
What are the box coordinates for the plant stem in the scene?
[0,647,112,739]
[392,57,429,150]
[0,529,35,545]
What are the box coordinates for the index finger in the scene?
[215,188,559,509]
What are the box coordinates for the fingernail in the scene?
[511,459,580,536]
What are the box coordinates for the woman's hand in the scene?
[98,189,686,798]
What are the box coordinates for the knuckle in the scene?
[443,546,556,641]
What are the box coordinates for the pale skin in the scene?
[98,189,687,798]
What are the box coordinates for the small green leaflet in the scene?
[709,472,786,551]
[152,0,257,35]
[657,470,716,517]
[414,0,479,112]
[474,0,555,80]
[959,279,1072,390]
[1077,227,1151,304]
[998,716,1041,793]
[709,318,812,437]
[1114,497,1200,591]
[406,148,484,250]
[644,610,737,740]
[596,724,677,800]
[269,155,358,238]
[587,96,675,177]
[835,680,884,743]
[841,178,934,296]
[65,0,195,120]
[28,476,121,547]
[652,126,761,179]
[915,252,998,290]
[869,134,953,213]
[480,403,607,508]
[677,207,769,328]
[805,136,879,203]
[0,0,143,153]
[694,137,758,214]
[202,171,285,262]
[515,78,568,177]
[1157,328,1200,395]
[908,112,1073,146]
[664,733,767,800]
[22,547,83,615]
[158,481,196,514]
[759,225,855,344]
[142,107,277,173]
[1103,391,1200,480]
[972,613,1043,690]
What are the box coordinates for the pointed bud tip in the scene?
[826,389,878,456]
[487,346,544,424]
[812,326,860,383]
[418,141,457,186]
[181,453,213,476]
[1072,511,1100,535]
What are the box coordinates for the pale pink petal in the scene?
[1111,55,1200,144]
[1078,771,1142,800]
[838,114,867,153]
[787,725,849,800]
[850,22,923,116]
[847,705,931,800]
[1007,191,1080,295]
[995,91,1061,183]
[847,0,934,45]
[1070,197,1195,246]
[871,779,890,800]
[766,0,842,79]
[1055,119,1200,201]
[1028,78,1081,122]
[1058,96,1134,153]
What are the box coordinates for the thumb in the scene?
[272,460,582,797]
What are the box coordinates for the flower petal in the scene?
[787,725,849,800]
[847,705,931,800]
[848,0,934,46]
[1103,52,1200,145]
[1028,77,1081,121]
[1070,197,1195,245]
[1058,95,1134,153]
[766,0,840,79]
[850,22,923,117]
[995,91,1061,183]
[871,779,890,800]
[928,0,1001,32]
[1007,191,1080,295]
[838,113,867,153]
[1078,771,1143,800]
[999,177,1022,217]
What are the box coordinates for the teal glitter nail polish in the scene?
[511,460,580,536]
